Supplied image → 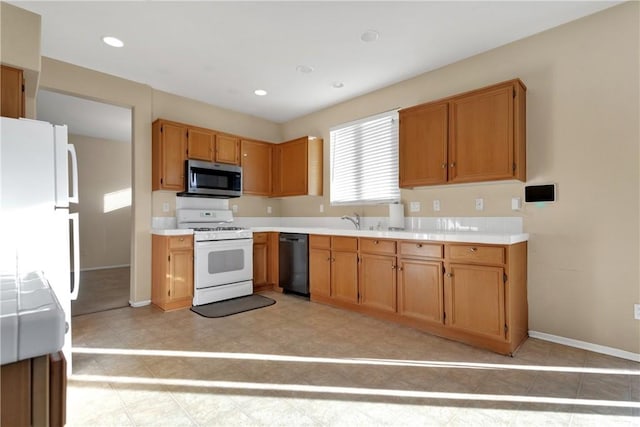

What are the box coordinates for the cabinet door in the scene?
[309,248,331,298]
[280,138,308,196]
[0,65,25,119]
[241,139,272,195]
[445,263,506,340]
[253,240,269,289]
[169,248,193,301]
[449,84,514,183]
[216,134,240,165]
[398,259,443,324]
[359,254,397,313]
[331,250,358,304]
[160,122,187,190]
[187,127,214,161]
[399,102,448,187]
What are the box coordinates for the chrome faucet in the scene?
[341,213,361,230]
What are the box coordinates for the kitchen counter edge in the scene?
[151,229,194,236]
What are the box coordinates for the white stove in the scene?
[177,209,253,306]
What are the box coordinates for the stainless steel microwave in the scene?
[179,160,242,198]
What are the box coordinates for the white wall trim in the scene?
[129,299,151,308]
[529,330,640,362]
[80,264,130,272]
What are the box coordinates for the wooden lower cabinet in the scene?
[359,253,397,313]
[445,263,506,340]
[252,232,281,293]
[152,234,194,311]
[397,258,444,325]
[1,352,66,427]
[1,65,25,119]
[309,235,528,355]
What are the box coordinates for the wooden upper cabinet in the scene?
[187,127,214,161]
[449,81,525,183]
[399,101,448,187]
[271,136,323,197]
[398,79,526,188]
[215,133,240,165]
[152,119,187,191]
[241,139,272,196]
[1,65,25,119]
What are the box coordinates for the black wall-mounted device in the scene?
[525,184,556,203]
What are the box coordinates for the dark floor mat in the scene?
[190,294,275,318]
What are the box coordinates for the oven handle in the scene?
[195,238,253,249]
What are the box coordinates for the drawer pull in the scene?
[416,243,423,248]
[179,238,184,242]
[374,240,379,244]
[470,247,478,252]
[446,272,453,278]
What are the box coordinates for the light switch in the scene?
[232,205,238,213]
[319,204,324,213]
[409,201,421,212]
[511,197,522,211]
[433,200,441,212]
[267,206,272,214]
[475,198,484,211]
[162,202,170,213]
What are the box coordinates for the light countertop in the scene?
[153,226,528,245]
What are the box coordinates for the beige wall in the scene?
[0,2,41,118]
[69,134,131,269]
[282,3,640,354]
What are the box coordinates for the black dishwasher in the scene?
[279,233,309,296]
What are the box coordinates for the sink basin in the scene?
[0,271,65,365]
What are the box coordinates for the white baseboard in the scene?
[129,299,150,308]
[529,330,640,362]
[80,264,130,272]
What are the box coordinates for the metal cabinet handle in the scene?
[450,162,456,168]
[416,243,423,248]
[446,272,453,278]
[470,247,478,252]
[441,163,447,169]
[374,240,379,244]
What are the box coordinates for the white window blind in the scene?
[330,110,399,205]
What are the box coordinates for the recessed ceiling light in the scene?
[102,36,124,48]
[332,82,344,89]
[254,89,268,96]
[296,65,314,74]
[360,30,379,43]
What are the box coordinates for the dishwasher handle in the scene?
[279,234,308,243]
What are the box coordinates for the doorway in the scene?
[37,90,133,316]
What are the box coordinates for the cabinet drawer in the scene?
[332,236,358,252]
[399,241,443,259]
[253,232,268,244]
[310,235,331,249]
[448,245,504,265]
[360,238,396,255]
[168,235,193,249]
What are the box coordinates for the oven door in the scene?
[194,238,253,289]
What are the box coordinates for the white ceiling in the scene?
[17,1,620,125]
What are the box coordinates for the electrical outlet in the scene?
[433,200,441,212]
[162,202,170,213]
[267,206,272,214]
[635,304,640,320]
[232,205,238,213]
[409,201,421,212]
[475,198,484,211]
[319,204,324,213]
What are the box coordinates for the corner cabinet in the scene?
[152,234,194,311]
[399,79,526,188]
[271,136,323,197]
[1,65,25,119]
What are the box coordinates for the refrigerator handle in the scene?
[68,144,79,204]
[70,212,81,300]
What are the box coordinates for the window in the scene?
[330,110,399,205]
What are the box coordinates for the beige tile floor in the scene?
[72,267,130,316]
[69,291,639,426]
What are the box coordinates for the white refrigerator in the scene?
[0,117,80,374]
